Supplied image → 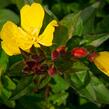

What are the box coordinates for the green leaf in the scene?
[54,55,72,73]
[96,15,109,33]
[9,55,23,66]
[0,50,9,76]
[79,102,99,109]
[87,33,109,47]
[0,82,12,101]
[40,9,55,33]
[60,13,80,39]
[0,0,11,8]
[0,9,19,30]
[38,76,51,89]
[74,2,100,36]
[67,61,109,104]
[89,77,109,104]
[51,3,79,19]
[48,92,68,106]
[4,100,16,108]
[70,62,90,89]
[60,2,100,39]
[11,76,34,100]
[9,61,24,77]
[2,75,16,90]
[51,74,69,93]
[44,5,58,20]
[15,93,45,109]
[14,0,25,9]
[53,25,69,48]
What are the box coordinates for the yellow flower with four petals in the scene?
[94,51,109,77]
[0,3,58,56]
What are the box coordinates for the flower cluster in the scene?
[23,54,48,75]
[0,2,109,78]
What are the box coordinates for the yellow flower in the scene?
[0,3,58,56]
[94,51,109,76]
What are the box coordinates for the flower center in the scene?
[32,28,38,35]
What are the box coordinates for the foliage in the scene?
[0,0,109,109]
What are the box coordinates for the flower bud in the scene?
[93,51,109,77]
[87,52,97,62]
[51,50,59,61]
[71,47,88,58]
[48,65,56,77]
[56,46,66,55]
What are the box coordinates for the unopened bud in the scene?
[87,52,98,62]
[48,65,56,77]
[51,50,59,61]
[71,47,88,58]
[56,46,66,55]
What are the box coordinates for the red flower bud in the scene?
[51,50,59,61]
[56,46,66,55]
[87,52,98,62]
[71,47,88,58]
[48,65,56,77]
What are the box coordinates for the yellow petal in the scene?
[1,41,20,56]
[16,27,33,50]
[1,21,20,55]
[37,20,58,46]
[0,21,33,56]
[20,3,44,36]
[34,42,40,48]
[94,51,109,76]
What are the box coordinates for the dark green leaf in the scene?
[0,9,19,30]
[60,2,100,39]
[48,92,68,106]
[4,100,16,108]
[96,15,109,33]
[67,61,109,104]
[9,61,24,77]
[60,13,80,39]
[38,76,51,89]
[0,50,9,76]
[11,76,34,100]
[53,25,69,49]
[0,82,12,101]
[15,93,45,109]
[0,0,11,8]
[87,33,109,47]
[51,74,69,93]
[74,2,100,36]
[2,75,16,90]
